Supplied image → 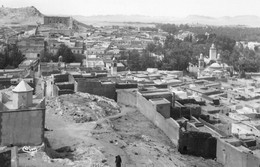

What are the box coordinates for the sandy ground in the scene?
[18,102,223,167]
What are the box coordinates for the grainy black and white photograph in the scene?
[0,0,259,166]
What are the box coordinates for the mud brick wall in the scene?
[115,83,138,89]
[178,130,217,159]
[0,107,45,146]
[177,99,205,106]
[53,74,69,83]
[58,90,74,96]
[136,92,180,146]
[56,83,74,90]
[77,79,116,100]
[199,118,231,136]
[0,78,11,89]
[171,106,201,120]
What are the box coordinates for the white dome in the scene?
[209,63,222,69]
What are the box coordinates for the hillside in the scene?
[0,6,43,25]
[0,6,92,30]
[176,15,260,27]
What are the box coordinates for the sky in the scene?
[1,0,260,17]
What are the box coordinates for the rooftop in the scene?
[12,80,34,93]
[149,98,171,105]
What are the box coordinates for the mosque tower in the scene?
[111,57,117,76]
[217,53,221,64]
[198,53,204,77]
[209,44,217,61]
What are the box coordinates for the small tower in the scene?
[83,52,88,67]
[198,53,204,77]
[58,55,63,63]
[217,53,221,64]
[111,57,117,76]
[209,44,217,61]
[58,55,65,68]
[12,80,34,109]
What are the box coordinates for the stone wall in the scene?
[117,90,180,146]
[0,100,45,146]
[115,83,138,89]
[217,138,260,167]
[136,92,180,146]
[199,118,231,136]
[53,74,69,83]
[76,79,116,100]
[171,106,201,120]
[178,130,217,159]
[53,83,75,97]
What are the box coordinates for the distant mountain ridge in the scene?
[1,6,260,27]
[74,14,260,27]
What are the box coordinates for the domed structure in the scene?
[209,62,222,69]
[195,44,231,78]
[12,80,34,109]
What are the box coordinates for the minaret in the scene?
[198,53,204,77]
[83,52,88,67]
[58,55,63,63]
[111,57,117,76]
[58,55,63,69]
[209,44,217,61]
[217,53,221,64]
[12,80,34,109]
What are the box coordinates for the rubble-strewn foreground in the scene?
[46,92,120,123]
[19,92,222,167]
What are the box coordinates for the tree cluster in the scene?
[0,44,25,69]
[40,44,75,63]
[119,49,159,71]
[120,25,260,75]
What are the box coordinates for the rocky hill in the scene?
[0,6,92,30]
[0,6,43,25]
